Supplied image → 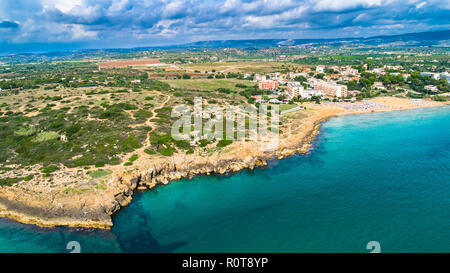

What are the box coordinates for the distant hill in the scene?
[1,29,448,62]
[173,30,450,48]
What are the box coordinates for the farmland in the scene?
[180,61,302,74]
[163,78,255,91]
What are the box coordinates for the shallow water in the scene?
[1,106,449,252]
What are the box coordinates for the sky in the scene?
[0,0,449,53]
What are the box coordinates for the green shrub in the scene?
[50,96,62,101]
[117,102,138,110]
[199,139,211,147]
[65,124,81,136]
[144,148,156,155]
[32,131,60,142]
[150,133,173,145]
[23,174,34,181]
[95,162,105,167]
[133,110,152,121]
[128,154,139,162]
[216,88,232,94]
[217,139,233,147]
[119,134,141,150]
[88,169,110,178]
[15,126,37,137]
[158,146,176,156]
[173,140,191,150]
[40,165,59,174]
[0,177,23,186]
[108,157,121,165]
[432,96,446,102]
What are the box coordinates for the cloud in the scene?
[0,19,20,28]
[70,24,99,40]
[41,0,85,13]
[0,0,448,49]
[415,1,427,9]
[313,0,383,12]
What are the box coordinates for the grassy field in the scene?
[277,104,299,112]
[162,78,255,91]
[180,61,301,74]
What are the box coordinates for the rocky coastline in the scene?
[0,114,327,230]
[0,99,446,229]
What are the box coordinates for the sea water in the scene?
[0,106,449,253]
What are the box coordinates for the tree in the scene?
[294,75,307,82]
[315,73,325,79]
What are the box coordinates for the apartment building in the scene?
[286,82,304,98]
[258,80,279,90]
[253,74,266,82]
[312,79,348,98]
[303,89,323,99]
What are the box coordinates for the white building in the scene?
[269,98,286,104]
[316,65,325,73]
[286,82,304,98]
[424,85,438,92]
[440,72,450,83]
[371,68,385,74]
[420,72,440,80]
[269,72,281,80]
[311,79,348,98]
[341,66,358,75]
[253,74,266,82]
[371,82,385,90]
[303,89,323,99]
[288,72,308,79]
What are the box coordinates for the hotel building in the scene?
[258,80,279,91]
[312,79,348,98]
[286,82,304,98]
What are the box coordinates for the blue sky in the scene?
[0,0,449,52]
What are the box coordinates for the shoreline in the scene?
[0,99,448,230]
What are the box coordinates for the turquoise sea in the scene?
[0,106,449,253]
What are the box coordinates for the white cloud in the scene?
[41,0,84,13]
[162,0,186,18]
[415,1,427,9]
[353,12,371,22]
[108,0,129,14]
[70,24,99,40]
[243,5,307,28]
[314,0,384,12]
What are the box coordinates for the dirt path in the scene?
[143,91,171,146]
[113,91,171,170]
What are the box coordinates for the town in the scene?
[248,63,449,105]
